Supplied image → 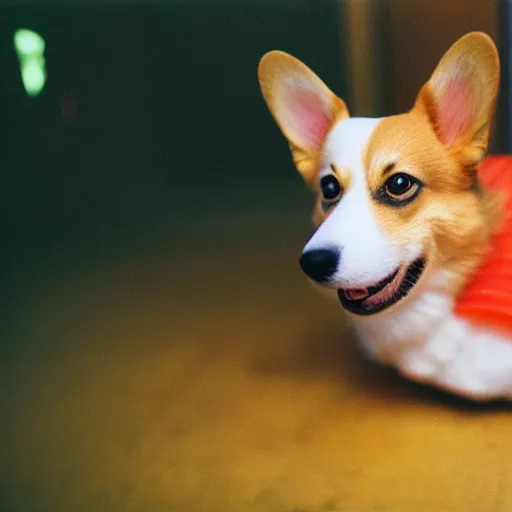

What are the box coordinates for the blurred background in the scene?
[2,1,512,512]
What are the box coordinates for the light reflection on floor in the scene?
[2,215,512,512]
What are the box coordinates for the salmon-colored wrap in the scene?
[455,155,512,333]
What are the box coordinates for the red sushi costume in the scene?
[455,155,512,334]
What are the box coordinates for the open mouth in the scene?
[337,258,426,315]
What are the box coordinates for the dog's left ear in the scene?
[414,32,500,166]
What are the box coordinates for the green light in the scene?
[14,29,45,55]
[14,28,47,97]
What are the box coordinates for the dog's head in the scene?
[258,32,501,317]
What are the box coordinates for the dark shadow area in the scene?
[2,1,346,265]
[1,0,345,351]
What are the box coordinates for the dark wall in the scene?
[2,1,347,274]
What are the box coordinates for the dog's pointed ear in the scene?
[258,51,349,187]
[413,32,500,166]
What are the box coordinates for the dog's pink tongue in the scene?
[344,288,369,301]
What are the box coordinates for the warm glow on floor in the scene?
[2,226,512,511]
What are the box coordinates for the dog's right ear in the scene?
[258,51,349,187]
[413,32,500,167]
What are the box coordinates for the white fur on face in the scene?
[303,117,422,288]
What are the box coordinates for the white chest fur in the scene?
[351,270,512,401]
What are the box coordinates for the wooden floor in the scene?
[3,210,512,512]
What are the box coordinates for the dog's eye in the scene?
[320,175,342,200]
[379,173,422,206]
[386,174,414,196]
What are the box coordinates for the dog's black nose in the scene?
[299,248,340,283]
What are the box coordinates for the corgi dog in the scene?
[257,32,512,401]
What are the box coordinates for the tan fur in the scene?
[363,111,501,296]
[361,33,501,297]
[258,32,502,300]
